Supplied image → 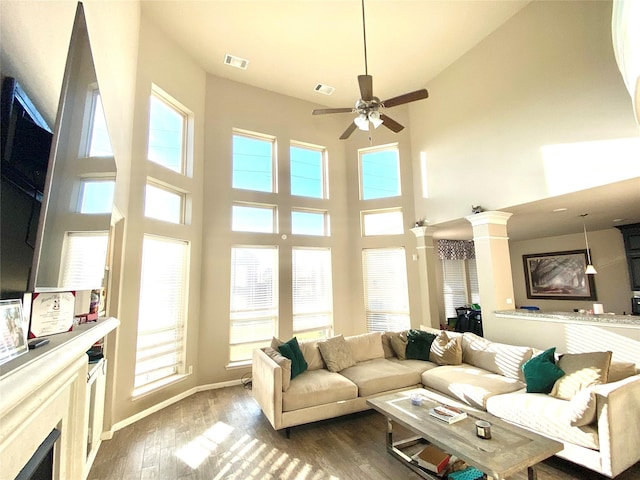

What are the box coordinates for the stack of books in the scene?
[428,404,468,424]
[411,444,451,474]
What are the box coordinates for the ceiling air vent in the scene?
[314,84,335,95]
[224,54,249,70]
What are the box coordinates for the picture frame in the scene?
[29,291,75,338]
[0,299,29,366]
[523,249,597,300]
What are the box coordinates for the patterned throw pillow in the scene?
[317,334,356,372]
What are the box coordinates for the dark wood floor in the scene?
[89,385,640,480]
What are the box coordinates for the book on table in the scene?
[411,444,451,474]
[428,404,468,424]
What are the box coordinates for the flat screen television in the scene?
[1,76,53,299]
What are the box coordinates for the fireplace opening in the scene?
[15,428,61,480]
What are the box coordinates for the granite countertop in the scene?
[494,309,640,326]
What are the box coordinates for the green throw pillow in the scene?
[405,329,437,361]
[522,347,564,393]
[278,337,308,379]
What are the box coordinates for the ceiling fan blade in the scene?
[380,114,404,133]
[339,122,358,140]
[312,107,354,115]
[358,75,373,101]
[381,89,429,108]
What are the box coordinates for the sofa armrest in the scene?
[593,374,640,477]
[252,348,283,430]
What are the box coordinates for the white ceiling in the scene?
[141,0,640,240]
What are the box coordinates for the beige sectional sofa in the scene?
[251,328,640,478]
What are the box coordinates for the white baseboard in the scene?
[106,379,244,435]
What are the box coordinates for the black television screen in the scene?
[1,76,53,300]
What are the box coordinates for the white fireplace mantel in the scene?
[0,317,119,480]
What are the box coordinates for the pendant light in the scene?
[580,214,597,274]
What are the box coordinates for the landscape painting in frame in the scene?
[0,299,29,366]
[523,249,597,300]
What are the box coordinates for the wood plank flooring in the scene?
[88,385,640,480]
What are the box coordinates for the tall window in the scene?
[134,236,189,393]
[359,145,401,200]
[87,91,113,157]
[147,90,186,173]
[442,260,467,319]
[79,179,115,214]
[232,132,275,192]
[362,248,410,332]
[60,232,109,289]
[229,246,278,363]
[292,248,333,340]
[290,144,326,198]
[438,240,480,319]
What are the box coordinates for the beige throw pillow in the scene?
[429,331,462,366]
[263,347,292,392]
[345,331,384,362]
[317,335,356,372]
[550,351,612,400]
[381,332,396,358]
[388,331,408,360]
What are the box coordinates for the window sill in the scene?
[226,360,251,370]
[132,371,191,400]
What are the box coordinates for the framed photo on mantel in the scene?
[523,249,597,300]
[0,299,29,366]
[29,291,76,338]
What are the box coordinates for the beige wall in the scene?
[510,228,633,315]
[408,0,639,226]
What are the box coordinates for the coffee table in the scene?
[367,388,562,480]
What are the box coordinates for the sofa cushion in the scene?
[521,347,565,394]
[339,358,421,397]
[429,330,463,366]
[345,331,384,362]
[277,337,308,379]
[282,369,358,412]
[317,335,356,372]
[607,361,637,383]
[388,358,439,375]
[486,392,599,450]
[421,364,525,409]
[462,332,533,381]
[263,347,292,392]
[406,329,437,361]
[550,351,612,400]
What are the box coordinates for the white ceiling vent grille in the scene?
[224,54,249,70]
[314,84,335,95]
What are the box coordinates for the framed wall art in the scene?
[523,249,597,300]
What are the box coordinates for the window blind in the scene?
[468,258,481,304]
[134,235,189,390]
[229,246,278,362]
[292,248,332,339]
[442,259,467,319]
[60,232,109,289]
[362,248,410,332]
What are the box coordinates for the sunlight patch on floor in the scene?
[176,421,342,479]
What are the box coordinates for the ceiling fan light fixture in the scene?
[369,110,383,128]
[354,113,369,130]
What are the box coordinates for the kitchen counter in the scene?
[495,309,640,328]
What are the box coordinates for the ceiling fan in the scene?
[312,0,429,140]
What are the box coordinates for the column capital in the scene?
[410,226,437,238]
[465,211,513,227]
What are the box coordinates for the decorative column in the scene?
[411,226,440,329]
[465,211,515,340]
